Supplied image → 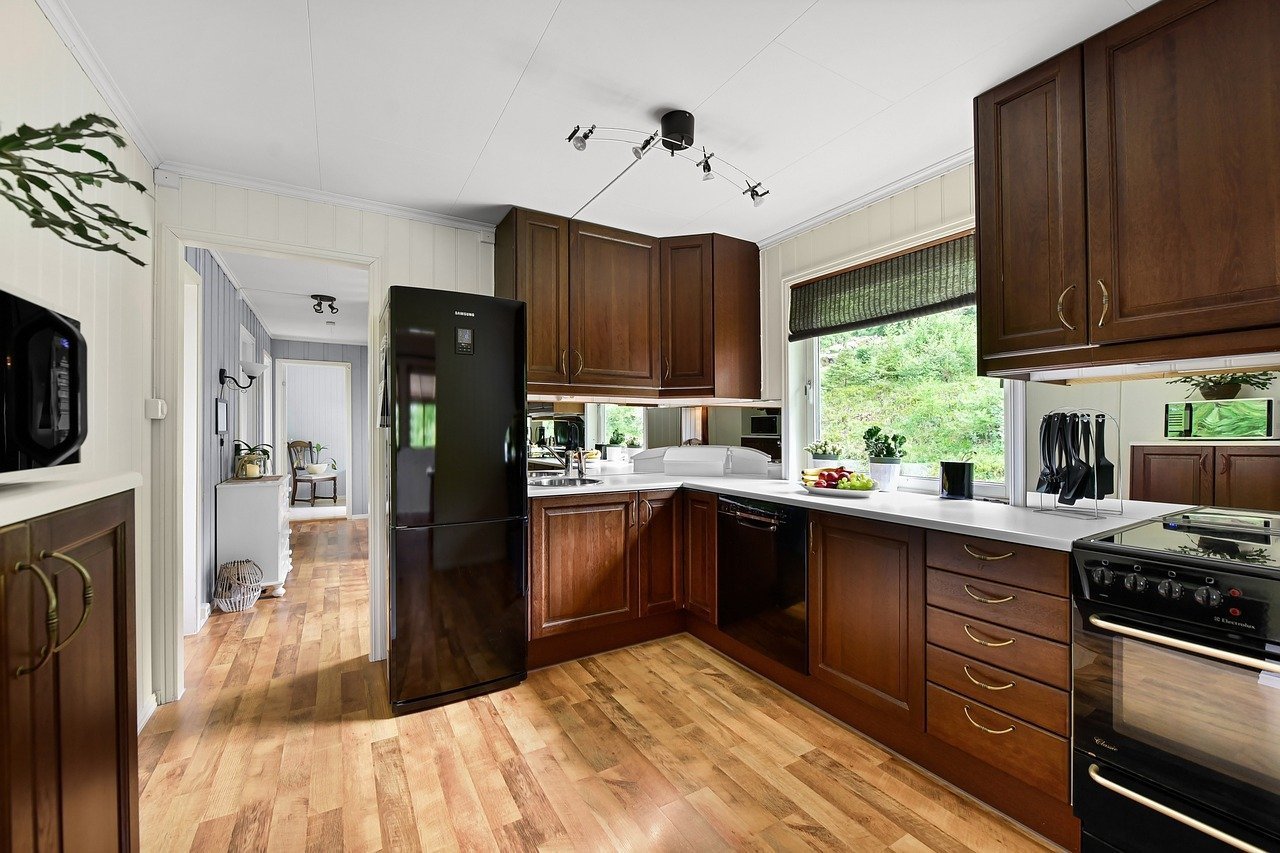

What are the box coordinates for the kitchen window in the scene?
[790,233,1015,499]
[588,403,646,450]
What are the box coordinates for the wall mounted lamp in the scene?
[220,359,267,392]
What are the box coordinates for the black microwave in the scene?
[749,414,780,436]
[1,291,87,473]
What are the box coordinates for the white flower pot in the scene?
[869,459,901,492]
[305,463,328,475]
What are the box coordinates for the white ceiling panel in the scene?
[57,0,1151,242]
[218,251,369,345]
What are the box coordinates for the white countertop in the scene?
[0,472,143,527]
[529,473,1189,551]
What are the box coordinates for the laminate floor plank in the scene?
[140,518,1054,852]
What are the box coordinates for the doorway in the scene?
[278,359,353,521]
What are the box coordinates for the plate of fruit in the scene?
[801,467,877,498]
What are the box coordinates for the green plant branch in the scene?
[0,114,149,265]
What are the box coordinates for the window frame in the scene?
[587,403,648,451]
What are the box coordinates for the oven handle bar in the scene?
[1087,615,1280,674]
[1087,764,1269,853]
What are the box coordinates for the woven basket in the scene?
[214,559,264,613]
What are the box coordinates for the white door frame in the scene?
[276,358,353,517]
[260,351,274,464]
[152,225,383,703]
[180,262,204,637]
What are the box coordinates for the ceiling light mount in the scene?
[565,109,770,211]
[310,293,339,315]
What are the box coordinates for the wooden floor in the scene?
[139,518,1052,852]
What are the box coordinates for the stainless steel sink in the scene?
[528,476,601,487]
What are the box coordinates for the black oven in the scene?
[1073,511,1280,853]
[1,290,87,474]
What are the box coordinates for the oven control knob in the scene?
[1157,580,1184,600]
[1123,573,1148,593]
[1194,586,1223,608]
[1090,567,1115,586]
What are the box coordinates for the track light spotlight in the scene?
[313,300,323,314]
[744,182,769,207]
[632,133,656,160]
[329,302,338,314]
[310,293,338,315]
[697,150,715,182]
[567,124,595,151]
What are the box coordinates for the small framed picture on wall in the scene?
[215,398,229,434]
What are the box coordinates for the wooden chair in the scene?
[288,440,338,507]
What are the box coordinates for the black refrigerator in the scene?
[382,286,527,714]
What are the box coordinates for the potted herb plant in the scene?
[232,440,271,479]
[306,442,336,474]
[804,438,845,463]
[863,426,907,492]
[1167,371,1276,400]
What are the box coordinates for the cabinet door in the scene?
[809,512,924,727]
[26,492,138,853]
[659,235,714,391]
[683,491,717,623]
[1084,0,1280,343]
[569,221,661,388]
[500,209,571,386]
[1214,446,1280,512]
[2,522,39,853]
[1128,445,1213,505]
[976,48,1088,362]
[529,494,639,638]
[638,490,683,616]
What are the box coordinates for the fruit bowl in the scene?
[801,466,877,497]
[802,483,875,498]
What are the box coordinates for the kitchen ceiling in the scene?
[57,0,1156,243]
[214,250,369,345]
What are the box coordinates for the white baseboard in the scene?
[137,692,157,733]
[351,513,369,519]
[198,602,211,630]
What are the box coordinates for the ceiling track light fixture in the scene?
[564,109,769,211]
[311,293,339,315]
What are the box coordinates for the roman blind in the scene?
[788,233,975,341]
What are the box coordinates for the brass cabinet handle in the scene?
[573,349,584,376]
[559,349,567,376]
[1219,455,1230,475]
[962,544,1014,562]
[640,499,652,526]
[663,356,671,381]
[1097,279,1110,327]
[963,583,1015,605]
[963,624,1015,647]
[963,665,1015,691]
[43,550,93,654]
[1056,284,1077,331]
[809,520,816,555]
[14,560,58,677]
[963,705,1015,735]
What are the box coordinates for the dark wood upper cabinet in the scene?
[1084,0,1280,345]
[809,512,924,729]
[976,48,1088,363]
[660,235,715,391]
[529,493,639,639]
[494,208,571,385]
[3,492,138,853]
[709,234,762,400]
[638,490,684,616]
[1213,446,1280,512]
[683,491,717,623]
[1129,445,1213,505]
[570,221,661,389]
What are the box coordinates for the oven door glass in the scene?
[1074,602,1280,837]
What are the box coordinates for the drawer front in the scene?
[926,568,1069,642]
[927,644,1069,735]
[927,684,1068,802]
[927,606,1069,690]
[926,530,1068,596]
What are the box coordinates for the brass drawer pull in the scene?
[962,544,1014,562]
[44,550,94,654]
[963,665,1015,691]
[1055,284,1077,331]
[963,705,1015,735]
[963,624,1015,647]
[964,583,1015,605]
[13,560,58,677]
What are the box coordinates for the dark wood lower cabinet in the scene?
[3,490,138,853]
[809,512,924,729]
[682,491,717,623]
[638,490,683,616]
[1130,444,1280,511]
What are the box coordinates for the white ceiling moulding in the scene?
[34,0,161,166]
[757,149,974,250]
[155,162,498,238]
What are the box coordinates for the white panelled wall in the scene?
[758,164,976,478]
[0,0,157,728]
[151,174,494,699]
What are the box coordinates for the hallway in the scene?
[137,518,1048,851]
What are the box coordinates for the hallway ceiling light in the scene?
[311,294,339,314]
[565,109,769,214]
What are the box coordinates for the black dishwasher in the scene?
[717,496,808,674]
